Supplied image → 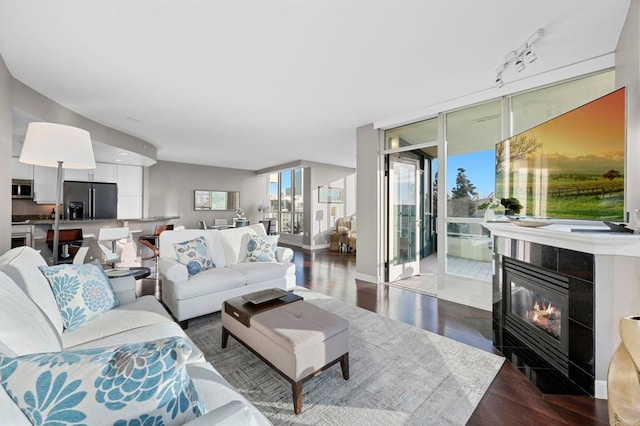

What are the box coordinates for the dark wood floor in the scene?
[292,248,609,425]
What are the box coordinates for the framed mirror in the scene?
[194,190,240,211]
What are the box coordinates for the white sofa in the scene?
[0,246,270,425]
[159,224,296,326]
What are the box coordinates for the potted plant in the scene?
[501,197,523,216]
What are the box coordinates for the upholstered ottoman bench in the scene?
[221,298,350,414]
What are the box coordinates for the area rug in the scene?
[185,290,504,425]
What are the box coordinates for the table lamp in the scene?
[19,122,96,264]
[330,206,338,229]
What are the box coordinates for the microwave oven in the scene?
[11,179,33,199]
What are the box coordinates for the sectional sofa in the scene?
[0,246,271,425]
[159,223,296,327]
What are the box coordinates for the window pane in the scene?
[446,100,502,218]
[280,170,291,212]
[280,213,292,233]
[293,168,304,212]
[446,222,492,280]
[293,213,303,235]
[269,173,279,212]
[511,71,614,134]
[385,118,437,150]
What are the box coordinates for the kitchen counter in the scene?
[12,216,179,225]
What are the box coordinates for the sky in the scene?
[436,150,496,199]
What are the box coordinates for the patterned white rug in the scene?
[185,290,504,425]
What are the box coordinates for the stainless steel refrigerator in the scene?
[63,181,118,220]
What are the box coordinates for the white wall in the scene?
[0,56,12,253]
[147,160,265,229]
[355,124,383,283]
[306,163,356,249]
[616,0,640,216]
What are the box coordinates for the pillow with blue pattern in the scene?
[173,236,215,276]
[39,260,119,331]
[0,336,203,425]
[245,234,279,262]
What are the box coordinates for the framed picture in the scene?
[194,190,240,210]
[318,186,343,203]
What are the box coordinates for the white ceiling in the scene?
[0,0,631,171]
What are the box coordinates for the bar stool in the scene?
[139,224,173,275]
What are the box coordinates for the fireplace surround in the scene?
[494,238,595,395]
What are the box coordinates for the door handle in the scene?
[92,188,96,218]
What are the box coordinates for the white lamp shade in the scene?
[330,206,338,217]
[19,122,96,169]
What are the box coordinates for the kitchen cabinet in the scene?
[116,165,143,219]
[11,157,33,180]
[33,165,58,203]
[64,163,116,183]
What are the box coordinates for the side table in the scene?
[329,233,340,251]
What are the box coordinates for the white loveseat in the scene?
[159,224,296,326]
[0,246,270,425]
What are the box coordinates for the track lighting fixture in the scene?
[494,28,544,87]
[515,53,525,72]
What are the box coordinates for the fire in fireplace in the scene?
[511,283,562,341]
[503,258,569,374]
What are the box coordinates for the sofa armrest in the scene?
[276,246,293,263]
[109,276,136,305]
[184,401,260,426]
[158,257,188,283]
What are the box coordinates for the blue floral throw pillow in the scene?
[246,235,279,262]
[39,260,119,331]
[173,236,215,276]
[0,337,203,425]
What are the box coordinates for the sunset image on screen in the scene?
[496,88,625,220]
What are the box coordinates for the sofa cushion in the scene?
[166,268,245,300]
[245,234,279,262]
[69,320,205,365]
[39,261,119,332]
[220,224,264,265]
[0,246,64,335]
[61,295,173,348]
[0,337,203,426]
[228,262,295,285]
[160,230,226,268]
[173,236,215,276]
[0,271,62,355]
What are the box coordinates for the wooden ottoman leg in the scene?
[292,380,303,414]
[340,353,350,380]
[221,326,229,348]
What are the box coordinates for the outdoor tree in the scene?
[450,168,478,216]
[603,169,622,180]
[495,135,543,174]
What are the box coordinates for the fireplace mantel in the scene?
[485,220,640,399]
[483,221,640,256]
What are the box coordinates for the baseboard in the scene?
[594,380,607,399]
[354,272,379,284]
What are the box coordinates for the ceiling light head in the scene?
[515,54,525,72]
[496,72,504,88]
[524,45,537,63]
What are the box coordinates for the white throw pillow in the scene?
[39,261,119,332]
[0,271,62,355]
[245,235,279,262]
[0,337,204,426]
[173,237,215,276]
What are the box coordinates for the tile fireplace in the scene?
[484,220,640,399]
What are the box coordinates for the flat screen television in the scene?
[495,87,625,220]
